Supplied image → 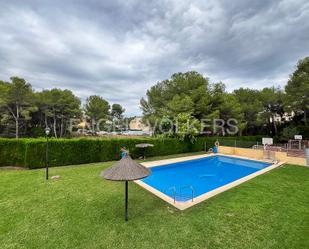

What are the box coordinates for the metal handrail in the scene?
[166,185,195,203]
[166,186,177,203]
[180,185,195,202]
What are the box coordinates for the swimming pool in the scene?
[136,155,281,209]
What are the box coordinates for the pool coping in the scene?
[134,153,285,210]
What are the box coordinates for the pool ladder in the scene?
[166,185,195,203]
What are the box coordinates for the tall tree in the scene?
[174,113,201,142]
[285,57,309,124]
[0,81,10,135]
[0,80,9,107]
[37,89,81,138]
[140,71,213,121]
[167,95,194,116]
[111,103,125,120]
[0,77,37,138]
[140,72,245,136]
[234,88,263,135]
[211,92,244,135]
[259,87,285,135]
[84,95,110,131]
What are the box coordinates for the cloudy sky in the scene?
[0,0,309,115]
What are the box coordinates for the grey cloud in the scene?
[0,0,308,115]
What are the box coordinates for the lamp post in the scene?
[45,127,50,180]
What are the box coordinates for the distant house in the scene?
[129,117,150,132]
[77,120,88,129]
[270,111,295,123]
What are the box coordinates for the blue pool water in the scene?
[141,156,271,201]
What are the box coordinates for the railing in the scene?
[180,185,195,202]
[217,139,260,149]
[287,149,307,158]
[288,140,309,150]
[166,185,195,203]
[217,138,307,159]
[166,186,177,204]
[263,150,276,161]
[264,144,306,158]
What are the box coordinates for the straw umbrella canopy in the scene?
[101,154,151,221]
[135,143,154,159]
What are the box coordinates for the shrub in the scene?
[0,136,261,169]
[0,137,208,169]
[0,138,27,166]
[28,127,45,138]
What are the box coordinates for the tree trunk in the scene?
[92,119,96,133]
[53,113,57,138]
[44,114,48,127]
[273,122,277,135]
[15,105,19,139]
[60,116,64,138]
[304,109,307,125]
[39,111,43,127]
[271,114,277,135]
[15,118,19,138]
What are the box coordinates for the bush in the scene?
[0,138,27,166]
[0,137,208,169]
[28,127,45,138]
[0,136,262,169]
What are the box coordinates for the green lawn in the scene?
[1,152,309,249]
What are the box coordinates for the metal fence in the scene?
[216,138,308,158]
[217,139,260,149]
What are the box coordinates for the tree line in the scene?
[1,56,308,140]
[0,79,125,138]
[140,57,309,141]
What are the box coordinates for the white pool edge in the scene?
[134,153,285,210]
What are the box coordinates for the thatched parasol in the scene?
[101,154,151,221]
[135,143,154,159]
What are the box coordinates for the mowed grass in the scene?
[1,152,309,249]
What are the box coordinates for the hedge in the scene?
[0,138,27,166]
[0,136,260,169]
[0,137,207,169]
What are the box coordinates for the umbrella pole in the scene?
[125,181,128,221]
